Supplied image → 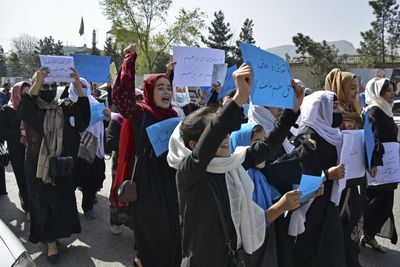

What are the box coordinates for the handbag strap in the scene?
[208,181,236,257]
[129,112,146,182]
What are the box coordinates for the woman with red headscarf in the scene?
[0,81,31,215]
[111,44,181,267]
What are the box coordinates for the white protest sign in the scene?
[331,130,366,205]
[340,130,366,180]
[367,142,400,185]
[211,63,228,86]
[173,46,225,87]
[39,55,74,83]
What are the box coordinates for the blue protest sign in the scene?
[240,43,295,109]
[146,117,182,157]
[73,55,111,83]
[299,174,324,204]
[364,111,375,168]
[218,65,238,100]
[89,103,106,126]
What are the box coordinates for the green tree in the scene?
[358,0,399,66]
[103,38,124,69]
[6,51,21,77]
[7,34,39,78]
[293,33,347,85]
[0,46,7,77]
[234,18,256,65]
[202,10,234,65]
[35,36,64,55]
[101,0,205,73]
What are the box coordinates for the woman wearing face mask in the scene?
[167,64,304,266]
[69,78,110,219]
[362,77,398,253]
[0,82,31,216]
[324,68,364,267]
[19,67,90,263]
[292,91,346,267]
[111,44,181,267]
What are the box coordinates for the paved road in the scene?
[1,159,400,266]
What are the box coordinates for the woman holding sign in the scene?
[362,77,398,252]
[112,44,181,267]
[167,64,304,266]
[325,68,364,266]
[293,91,346,266]
[19,67,90,263]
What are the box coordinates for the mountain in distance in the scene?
[266,40,358,58]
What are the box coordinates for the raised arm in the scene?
[177,64,251,190]
[112,44,142,119]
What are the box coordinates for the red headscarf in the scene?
[140,74,178,120]
[8,81,30,110]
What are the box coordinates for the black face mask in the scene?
[331,112,343,128]
[39,90,57,103]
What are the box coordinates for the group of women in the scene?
[110,43,398,267]
[0,41,398,267]
[0,67,110,263]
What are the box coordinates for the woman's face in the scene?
[266,107,283,119]
[382,83,395,104]
[153,77,172,109]
[343,78,359,104]
[251,129,266,145]
[21,85,30,95]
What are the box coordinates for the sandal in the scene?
[361,235,385,253]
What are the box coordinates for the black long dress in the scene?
[0,105,28,210]
[131,111,181,267]
[363,106,398,244]
[293,127,345,267]
[19,95,90,243]
[177,101,298,267]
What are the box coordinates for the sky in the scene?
[0,0,376,53]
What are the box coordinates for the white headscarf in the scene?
[69,78,105,158]
[248,104,294,153]
[167,123,266,254]
[365,77,393,117]
[299,91,342,154]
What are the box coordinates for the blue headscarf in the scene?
[230,123,280,212]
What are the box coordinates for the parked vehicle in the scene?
[0,219,35,267]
